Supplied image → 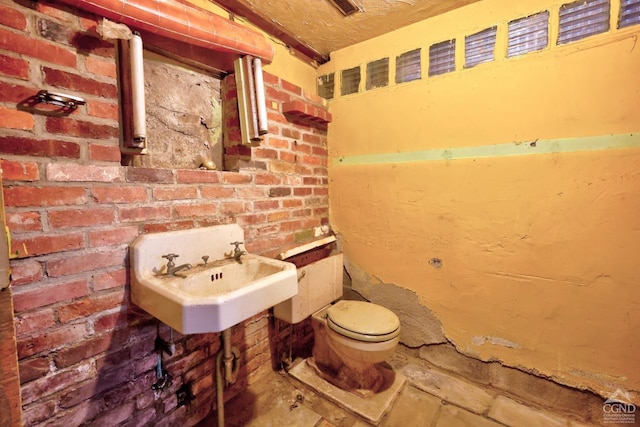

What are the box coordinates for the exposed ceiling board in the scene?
[211,0,482,64]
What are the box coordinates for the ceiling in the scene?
[211,0,482,64]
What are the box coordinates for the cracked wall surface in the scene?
[325,0,640,403]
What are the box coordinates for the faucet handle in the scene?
[230,241,244,251]
[162,253,179,265]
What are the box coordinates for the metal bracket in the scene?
[36,90,86,109]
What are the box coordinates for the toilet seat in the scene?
[326,300,400,343]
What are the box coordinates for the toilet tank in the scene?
[273,236,343,324]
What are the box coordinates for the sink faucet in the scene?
[162,254,192,276]
[230,241,246,263]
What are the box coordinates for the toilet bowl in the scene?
[271,239,401,396]
[310,300,400,395]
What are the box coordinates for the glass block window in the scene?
[366,58,389,90]
[508,12,550,57]
[465,26,497,68]
[558,0,610,45]
[428,39,456,76]
[317,73,335,100]
[395,48,421,84]
[341,66,361,96]
[619,0,640,28]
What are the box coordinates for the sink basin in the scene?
[130,224,297,334]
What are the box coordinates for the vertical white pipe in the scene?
[253,58,268,135]
[130,33,146,144]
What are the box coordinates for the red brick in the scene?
[119,205,171,222]
[35,1,76,23]
[49,208,115,229]
[55,330,128,368]
[58,289,126,323]
[262,71,278,85]
[1,159,39,181]
[92,268,127,291]
[279,151,296,163]
[175,203,218,218]
[21,400,56,426]
[282,127,302,139]
[265,136,289,149]
[89,143,120,162]
[303,133,322,144]
[283,199,303,208]
[0,106,33,130]
[13,279,89,313]
[176,169,221,183]
[0,136,81,159]
[19,356,51,384]
[20,360,93,404]
[0,4,27,30]
[292,143,311,154]
[221,172,252,184]
[281,80,302,95]
[254,200,279,211]
[92,186,147,203]
[126,167,174,183]
[14,309,55,337]
[46,163,122,182]
[46,248,126,278]
[254,173,281,185]
[43,67,117,97]
[94,310,126,333]
[265,85,291,103]
[85,55,117,78]
[87,100,118,120]
[312,146,327,156]
[6,211,42,233]
[153,186,198,200]
[46,116,118,139]
[11,232,84,258]
[0,80,37,103]
[268,211,289,222]
[221,201,247,214]
[4,186,87,207]
[73,33,115,58]
[237,187,267,198]
[0,28,76,68]
[0,53,29,79]
[201,186,234,198]
[89,226,138,247]
[8,259,43,286]
[253,147,277,159]
[142,221,197,233]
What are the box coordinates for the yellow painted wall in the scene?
[187,0,317,91]
[323,0,640,400]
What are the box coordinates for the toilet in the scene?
[310,300,400,394]
[273,237,401,396]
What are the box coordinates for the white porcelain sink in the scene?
[130,224,297,334]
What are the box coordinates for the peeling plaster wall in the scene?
[323,0,640,401]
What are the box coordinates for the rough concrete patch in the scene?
[343,257,446,347]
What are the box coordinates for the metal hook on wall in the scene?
[36,90,86,109]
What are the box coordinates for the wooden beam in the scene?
[212,0,330,65]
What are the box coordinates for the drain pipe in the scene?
[215,328,241,427]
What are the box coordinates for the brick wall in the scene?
[0,0,330,425]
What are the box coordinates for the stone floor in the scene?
[197,347,621,427]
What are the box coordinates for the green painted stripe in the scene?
[332,133,640,166]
